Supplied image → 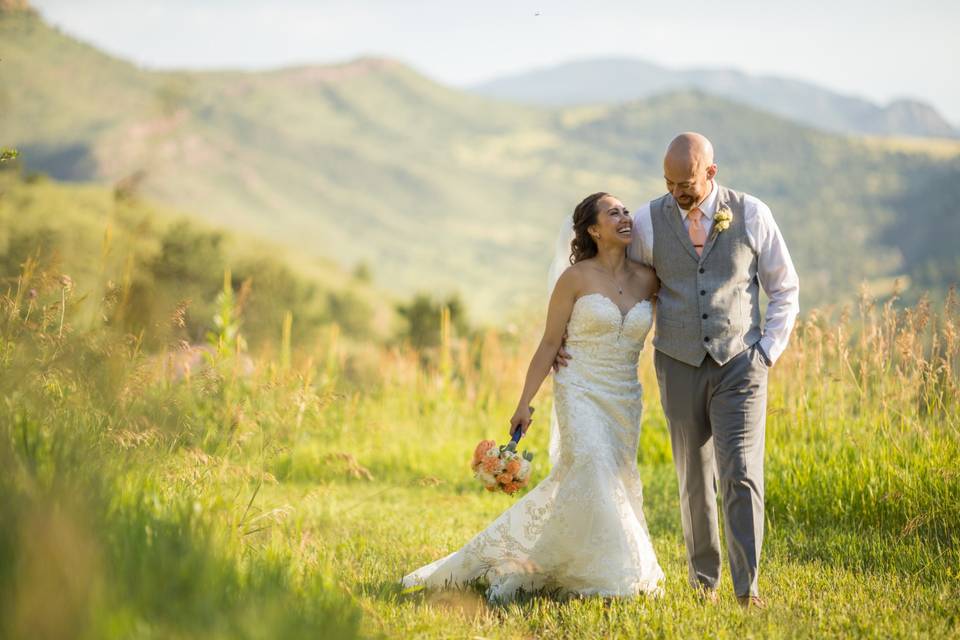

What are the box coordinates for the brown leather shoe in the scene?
[737,595,766,610]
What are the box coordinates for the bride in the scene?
[401,192,665,601]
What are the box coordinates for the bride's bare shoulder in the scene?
[555,261,590,293]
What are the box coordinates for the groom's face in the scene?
[663,160,717,210]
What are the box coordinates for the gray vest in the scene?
[651,185,761,367]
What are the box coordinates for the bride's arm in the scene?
[510,269,578,437]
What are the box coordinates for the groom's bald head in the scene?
[665,133,714,171]
[663,132,718,210]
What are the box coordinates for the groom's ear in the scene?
[706,164,718,180]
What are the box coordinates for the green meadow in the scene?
[2,6,959,637]
[1,168,958,638]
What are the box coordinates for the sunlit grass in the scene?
[1,260,958,638]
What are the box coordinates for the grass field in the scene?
[2,260,958,638]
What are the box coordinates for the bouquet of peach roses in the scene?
[471,408,535,495]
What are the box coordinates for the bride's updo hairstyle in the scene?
[570,192,611,264]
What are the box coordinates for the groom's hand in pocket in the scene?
[552,329,571,371]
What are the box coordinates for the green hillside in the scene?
[2,6,958,320]
[0,168,393,350]
[554,93,960,301]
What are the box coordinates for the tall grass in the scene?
[766,286,959,579]
[0,263,363,639]
[1,256,958,637]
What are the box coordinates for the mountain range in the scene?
[2,3,958,321]
[472,58,958,140]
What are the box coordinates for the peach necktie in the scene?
[688,206,707,256]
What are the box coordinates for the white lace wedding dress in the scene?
[400,293,664,602]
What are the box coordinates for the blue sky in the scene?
[31,0,960,123]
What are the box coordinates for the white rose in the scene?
[484,447,500,459]
[518,459,531,480]
[477,470,497,486]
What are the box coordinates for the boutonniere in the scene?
[710,207,733,240]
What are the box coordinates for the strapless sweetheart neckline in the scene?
[576,292,653,322]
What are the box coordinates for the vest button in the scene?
[699,268,705,274]
[703,336,711,342]
[700,290,706,296]
[702,314,708,320]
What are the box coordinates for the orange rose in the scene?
[505,460,521,475]
[482,457,502,473]
[473,439,496,465]
[497,472,513,484]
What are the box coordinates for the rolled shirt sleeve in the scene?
[744,196,800,365]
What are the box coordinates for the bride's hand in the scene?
[510,404,534,437]
[552,329,571,372]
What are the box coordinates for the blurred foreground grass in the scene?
[1,249,958,638]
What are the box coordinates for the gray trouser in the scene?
[654,343,768,597]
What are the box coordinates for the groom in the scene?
[560,132,799,608]
[636,132,798,608]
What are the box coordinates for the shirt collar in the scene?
[679,180,718,222]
